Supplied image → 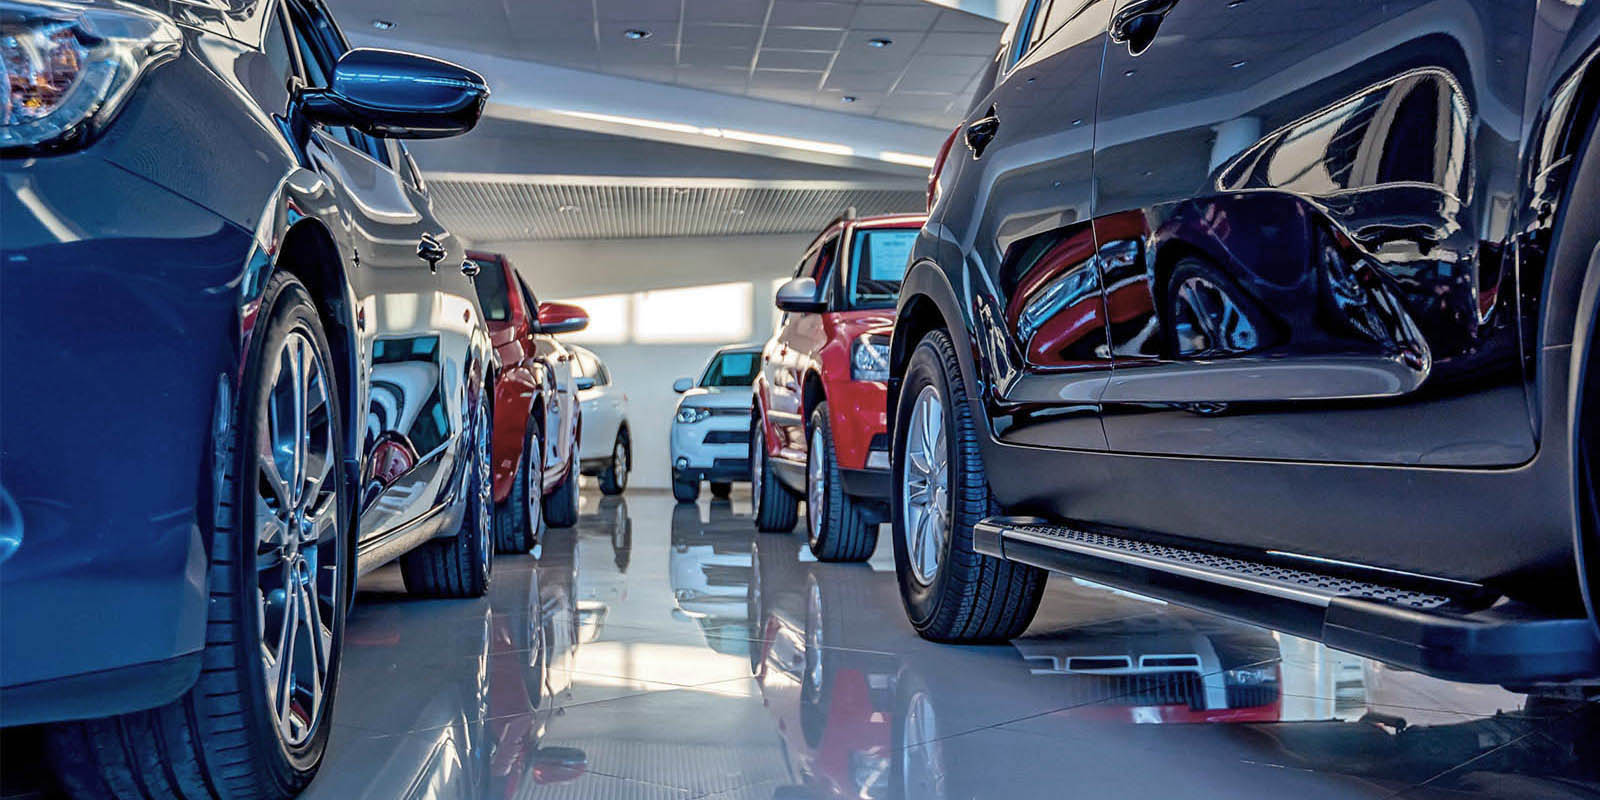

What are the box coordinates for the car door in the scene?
[1091,0,1535,466]
[575,348,622,459]
[283,0,470,539]
[775,232,839,460]
[938,0,1118,451]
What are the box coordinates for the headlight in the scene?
[1,0,181,155]
[851,334,890,382]
[675,406,710,424]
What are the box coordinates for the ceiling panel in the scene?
[430,179,925,241]
[335,0,1005,130]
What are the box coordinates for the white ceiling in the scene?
[331,0,1005,130]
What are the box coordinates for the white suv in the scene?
[670,345,762,502]
[571,345,631,495]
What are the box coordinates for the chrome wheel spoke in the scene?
[901,386,950,585]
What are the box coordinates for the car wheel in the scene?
[892,328,1044,641]
[1578,258,1600,639]
[710,481,733,499]
[543,451,581,529]
[45,273,349,800]
[751,410,798,532]
[672,476,700,503]
[402,380,494,597]
[806,402,877,562]
[494,419,544,554]
[598,430,629,495]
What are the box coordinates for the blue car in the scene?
[1,0,497,795]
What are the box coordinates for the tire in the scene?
[402,380,494,597]
[752,410,799,532]
[493,419,544,554]
[806,402,877,562]
[543,453,580,529]
[1163,256,1277,358]
[598,429,629,495]
[892,328,1045,642]
[45,272,350,800]
[672,477,700,503]
[710,481,732,499]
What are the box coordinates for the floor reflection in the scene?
[300,489,1596,800]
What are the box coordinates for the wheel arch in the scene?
[889,259,978,438]
[272,218,360,463]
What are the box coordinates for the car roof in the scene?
[804,212,926,252]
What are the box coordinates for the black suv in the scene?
[887,0,1600,684]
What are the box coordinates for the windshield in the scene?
[847,227,917,308]
[472,258,510,322]
[701,351,759,387]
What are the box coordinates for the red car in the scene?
[750,213,924,561]
[469,251,588,552]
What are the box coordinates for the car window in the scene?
[593,360,611,386]
[517,277,540,324]
[811,235,839,284]
[1008,0,1048,68]
[701,351,760,387]
[847,228,916,309]
[285,1,390,166]
[471,258,510,322]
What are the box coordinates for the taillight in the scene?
[927,124,960,213]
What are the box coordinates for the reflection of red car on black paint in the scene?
[469,251,589,552]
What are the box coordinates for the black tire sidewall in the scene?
[807,404,833,551]
[235,275,348,778]
[891,335,959,630]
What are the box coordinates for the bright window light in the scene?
[880,150,935,168]
[717,128,855,157]
[559,293,629,344]
[772,277,789,333]
[634,282,752,344]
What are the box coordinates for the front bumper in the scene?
[0,153,251,723]
[670,408,750,482]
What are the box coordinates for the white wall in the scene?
[485,233,814,488]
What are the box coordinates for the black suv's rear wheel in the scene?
[891,328,1045,642]
[46,272,349,800]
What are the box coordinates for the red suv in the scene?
[751,213,924,561]
[469,251,588,553]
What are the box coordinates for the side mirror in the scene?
[538,302,589,335]
[575,376,597,391]
[775,277,826,313]
[300,48,488,139]
[672,377,694,393]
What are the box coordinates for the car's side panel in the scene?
[1090,0,1537,466]
[485,258,545,504]
[535,335,580,492]
[935,0,1117,453]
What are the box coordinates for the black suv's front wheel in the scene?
[891,328,1045,642]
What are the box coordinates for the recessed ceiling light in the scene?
[371,19,396,30]
[867,37,892,48]
[840,95,857,103]
[623,28,651,40]
[558,204,581,213]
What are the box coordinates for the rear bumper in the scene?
[1,155,251,721]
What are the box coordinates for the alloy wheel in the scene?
[613,437,628,488]
[902,384,950,585]
[751,422,764,509]
[1173,274,1257,355]
[475,400,493,576]
[255,329,339,748]
[527,428,543,541]
[808,426,826,540]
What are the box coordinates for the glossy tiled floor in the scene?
[11,488,1596,799]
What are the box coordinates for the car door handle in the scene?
[460,258,480,277]
[965,107,999,159]
[1110,0,1177,54]
[417,233,445,271]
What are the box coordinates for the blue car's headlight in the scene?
[1,0,181,155]
[675,406,710,424]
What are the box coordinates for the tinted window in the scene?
[248,7,296,113]
[472,259,510,322]
[701,352,759,387]
[1009,0,1047,67]
[847,228,915,308]
[811,235,839,283]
